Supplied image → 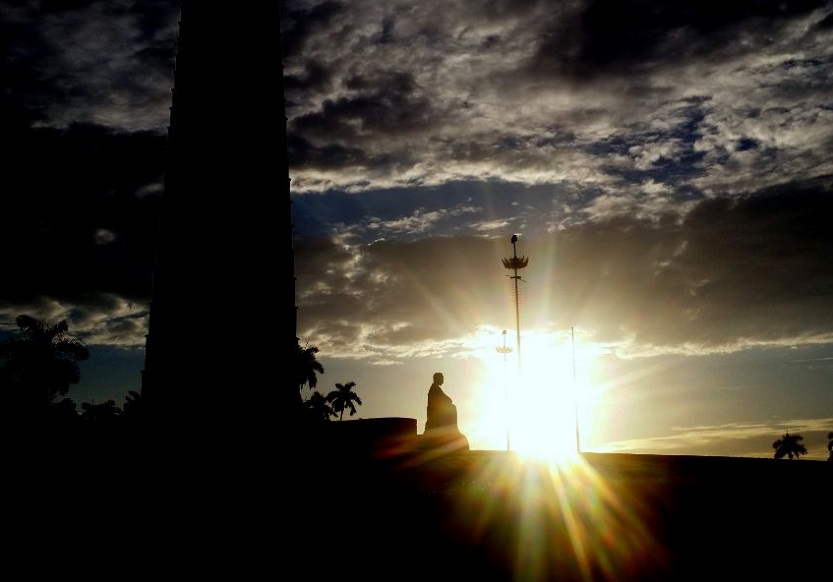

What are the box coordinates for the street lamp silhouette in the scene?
[496,329,513,451]
[502,234,528,373]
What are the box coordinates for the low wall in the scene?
[312,417,419,458]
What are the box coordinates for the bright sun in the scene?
[477,329,592,461]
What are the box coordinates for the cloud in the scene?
[296,176,833,360]
[284,0,833,197]
[0,120,162,345]
[1,1,178,132]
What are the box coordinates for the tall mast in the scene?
[502,234,529,373]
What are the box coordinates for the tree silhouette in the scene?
[0,315,89,412]
[772,432,808,460]
[80,399,121,425]
[327,381,362,421]
[293,340,325,404]
[46,397,81,431]
[122,390,143,418]
[827,431,832,462]
[304,391,336,423]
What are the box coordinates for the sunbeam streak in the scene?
[412,452,673,580]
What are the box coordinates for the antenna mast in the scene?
[502,234,529,373]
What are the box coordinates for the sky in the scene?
[2,1,833,460]
[0,1,178,403]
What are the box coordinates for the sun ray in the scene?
[473,327,604,459]
[429,452,674,579]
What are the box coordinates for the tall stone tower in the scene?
[141,2,288,456]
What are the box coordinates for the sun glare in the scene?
[477,329,596,462]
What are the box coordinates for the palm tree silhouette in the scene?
[327,381,363,421]
[772,432,808,460]
[293,341,325,402]
[304,391,336,423]
[0,314,89,409]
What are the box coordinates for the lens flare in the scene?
[431,452,673,580]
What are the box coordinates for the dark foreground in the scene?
[2,426,828,579]
[294,442,832,581]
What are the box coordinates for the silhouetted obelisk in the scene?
[141,2,287,455]
[135,4,296,576]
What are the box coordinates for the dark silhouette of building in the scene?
[142,2,287,443]
[138,3,286,575]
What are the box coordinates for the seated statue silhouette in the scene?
[421,372,469,453]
